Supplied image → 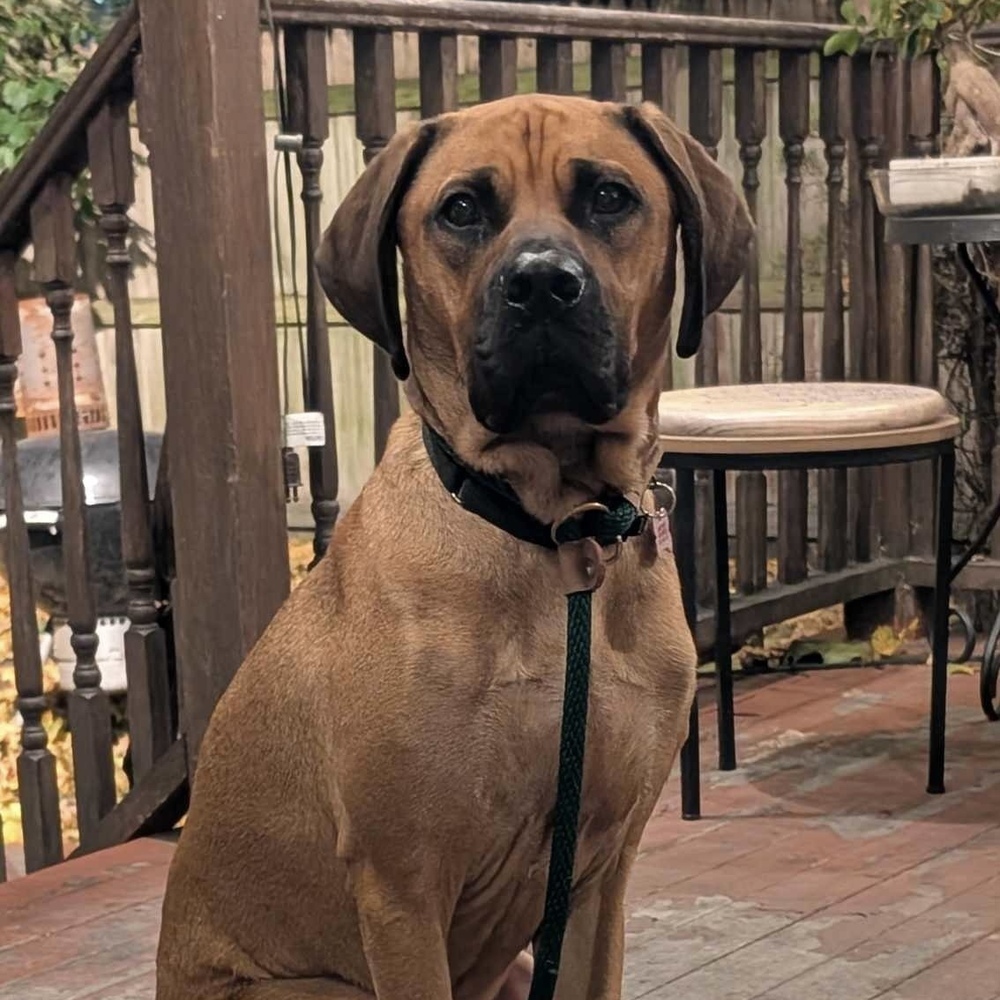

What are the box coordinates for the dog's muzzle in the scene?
[468,240,628,434]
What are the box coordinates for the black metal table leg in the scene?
[713,469,736,771]
[674,467,701,820]
[928,445,955,795]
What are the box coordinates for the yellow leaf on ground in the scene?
[871,624,903,658]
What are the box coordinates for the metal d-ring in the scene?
[550,501,611,545]
[641,478,676,519]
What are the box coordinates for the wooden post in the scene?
[136,0,290,768]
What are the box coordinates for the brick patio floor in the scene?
[1,662,997,999]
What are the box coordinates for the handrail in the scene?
[268,0,838,48]
[0,3,141,253]
[0,0,840,256]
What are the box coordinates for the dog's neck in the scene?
[405,372,660,525]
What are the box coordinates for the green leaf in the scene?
[824,27,863,57]
[0,79,29,111]
[840,0,859,21]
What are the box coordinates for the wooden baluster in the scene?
[420,32,459,118]
[419,32,459,116]
[354,29,400,462]
[537,38,574,95]
[777,51,810,585]
[817,55,850,573]
[642,42,678,392]
[591,39,627,102]
[688,46,723,391]
[31,175,116,850]
[909,55,940,558]
[688,44,724,607]
[88,92,174,783]
[733,48,767,595]
[480,35,518,103]
[849,55,885,563]
[0,253,63,872]
[879,54,911,560]
[285,27,341,564]
[641,43,678,124]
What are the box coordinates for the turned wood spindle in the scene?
[285,27,341,564]
[777,51,811,585]
[817,55,850,572]
[31,175,116,851]
[480,35,518,103]
[89,89,175,783]
[354,29,401,461]
[733,48,768,595]
[849,54,886,563]
[0,252,63,872]
[688,43,724,608]
[537,38,574,96]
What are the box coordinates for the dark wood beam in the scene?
[68,738,189,858]
[693,559,909,657]
[136,0,290,770]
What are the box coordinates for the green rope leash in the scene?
[528,499,641,1000]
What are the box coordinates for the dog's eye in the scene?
[592,182,633,216]
[440,192,482,229]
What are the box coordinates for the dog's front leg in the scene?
[353,863,454,999]
[551,853,634,1000]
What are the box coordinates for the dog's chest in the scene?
[470,636,676,860]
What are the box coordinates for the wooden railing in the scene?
[0,4,182,879]
[0,0,951,880]
[265,0,941,644]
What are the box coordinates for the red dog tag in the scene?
[652,513,673,556]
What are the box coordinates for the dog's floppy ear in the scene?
[621,102,753,359]
[315,121,438,381]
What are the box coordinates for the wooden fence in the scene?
[0,0,957,880]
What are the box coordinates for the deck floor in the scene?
[1,662,997,999]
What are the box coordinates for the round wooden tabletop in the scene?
[658,382,960,455]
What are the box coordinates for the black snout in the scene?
[469,240,628,434]
[503,249,587,313]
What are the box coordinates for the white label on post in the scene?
[283,412,327,448]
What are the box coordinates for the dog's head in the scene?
[317,95,752,519]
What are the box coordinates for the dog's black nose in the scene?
[502,249,586,312]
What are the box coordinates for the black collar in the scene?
[421,422,647,551]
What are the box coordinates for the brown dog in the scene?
[155,95,752,1000]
